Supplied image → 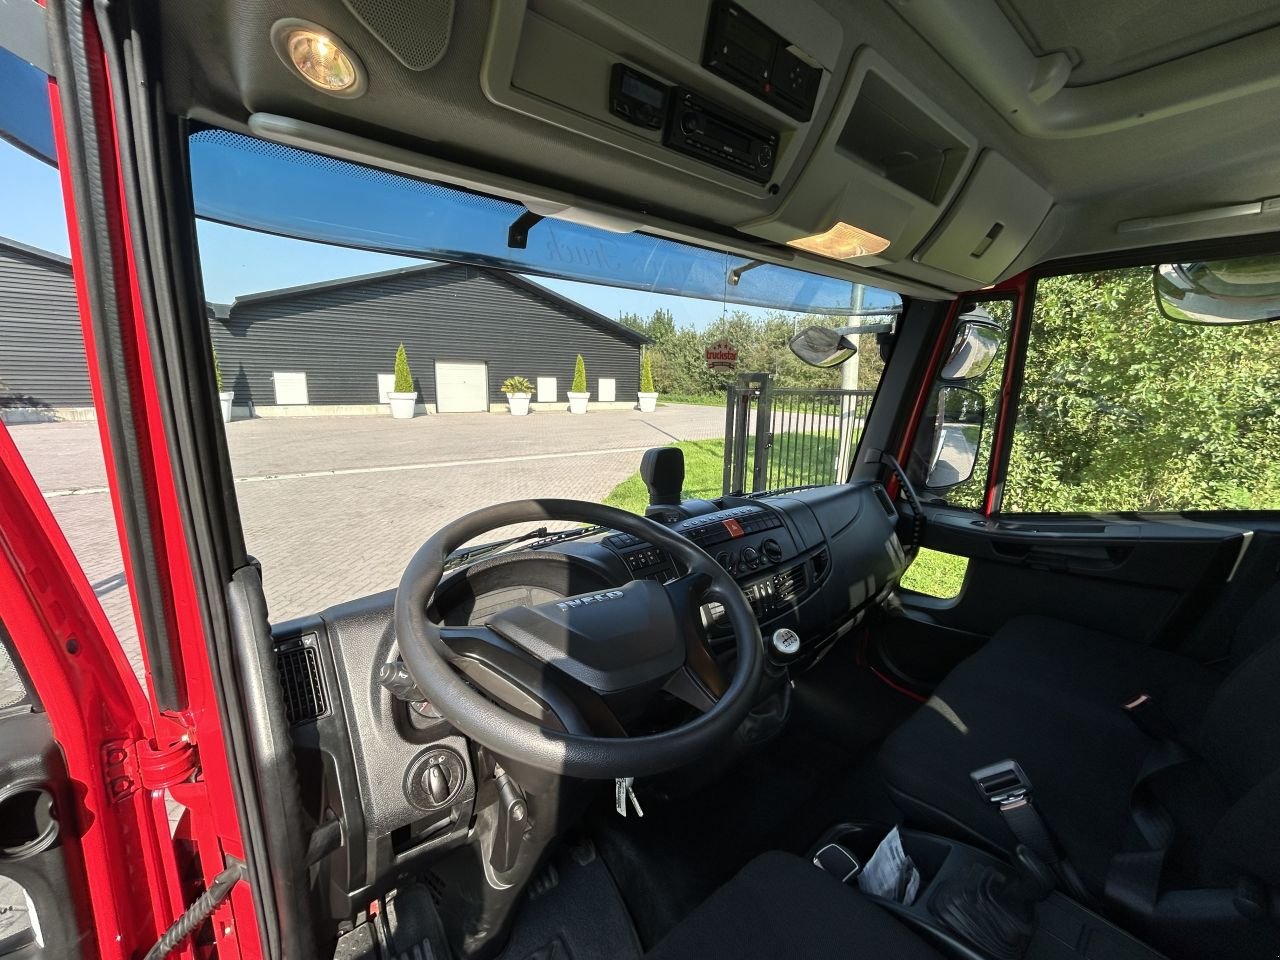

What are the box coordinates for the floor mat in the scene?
[494,840,642,960]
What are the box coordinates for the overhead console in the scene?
[483,0,842,198]
[481,0,1055,287]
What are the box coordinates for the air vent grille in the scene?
[276,635,328,726]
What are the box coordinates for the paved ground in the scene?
[7,404,725,688]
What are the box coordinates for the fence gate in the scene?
[723,372,875,495]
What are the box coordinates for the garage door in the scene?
[434,361,489,412]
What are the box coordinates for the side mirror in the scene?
[789,326,857,368]
[924,386,984,491]
[1153,256,1280,326]
[941,308,1003,381]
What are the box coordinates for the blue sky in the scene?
[1,136,879,329]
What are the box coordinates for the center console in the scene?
[811,823,1168,960]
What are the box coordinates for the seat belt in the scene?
[970,760,1094,904]
[1105,694,1195,918]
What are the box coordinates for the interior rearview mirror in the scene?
[924,386,985,491]
[1153,256,1280,326]
[941,308,1003,380]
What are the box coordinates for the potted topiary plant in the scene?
[214,345,234,423]
[501,375,534,416]
[637,349,658,413]
[567,354,590,414]
[388,343,418,419]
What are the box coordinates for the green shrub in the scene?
[639,350,655,393]
[393,344,413,393]
[501,375,534,395]
[571,354,587,393]
[212,345,223,392]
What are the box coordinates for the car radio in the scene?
[664,88,778,184]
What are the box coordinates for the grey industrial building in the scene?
[1,237,648,417]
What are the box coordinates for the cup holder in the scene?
[814,820,953,891]
[0,783,59,860]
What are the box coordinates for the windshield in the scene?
[183,129,899,621]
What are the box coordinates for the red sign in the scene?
[705,339,738,373]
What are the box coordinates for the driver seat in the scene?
[644,852,945,960]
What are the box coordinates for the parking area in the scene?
[7,404,724,691]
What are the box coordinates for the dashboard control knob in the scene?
[761,538,784,563]
[405,747,466,811]
[715,551,732,568]
[680,112,701,135]
[741,546,760,567]
[770,628,801,664]
[426,758,452,805]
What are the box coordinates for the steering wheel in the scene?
[394,499,763,779]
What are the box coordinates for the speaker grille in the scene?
[277,634,329,726]
[342,0,455,71]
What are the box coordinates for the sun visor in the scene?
[187,128,899,317]
[0,46,56,166]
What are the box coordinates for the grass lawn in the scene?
[603,440,968,599]
[899,547,968,599]
[659,394,725,407]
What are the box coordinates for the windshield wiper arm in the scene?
[444,527,550,570]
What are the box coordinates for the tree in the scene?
[212,345,224,392]
[393,343,414,393]
[1004,268,1280,511]
[571,354,588,393]
[639,350,655,393]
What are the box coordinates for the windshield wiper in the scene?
[444,527,549,570]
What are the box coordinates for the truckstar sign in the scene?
[705,339,738,373]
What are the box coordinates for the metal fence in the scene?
[723,372,875,494]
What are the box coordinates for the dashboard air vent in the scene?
[277,634,329,726]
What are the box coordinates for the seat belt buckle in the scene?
[971,759,1032,807]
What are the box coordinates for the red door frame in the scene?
[891,274,1032,515]
[0,5,263,957]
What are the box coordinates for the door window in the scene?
[1005,264,1280,513]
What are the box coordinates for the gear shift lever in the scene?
[640,447,685,514]
[932,845,1055,959]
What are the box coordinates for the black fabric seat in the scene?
[878,608,1280,958]
[644,851,946,960]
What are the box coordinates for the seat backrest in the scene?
[1195,636,1280,886]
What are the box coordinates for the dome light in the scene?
[271,20,366,98]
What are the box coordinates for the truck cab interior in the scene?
[2,1,1280,960]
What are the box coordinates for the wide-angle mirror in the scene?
[1153,255,1280,326]
[789,314,898,368]
[940,307,1003,380]
[789,326,858,367]
[924,386,985,490]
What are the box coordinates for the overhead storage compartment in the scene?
[914,150,1053,284]
[738,50,977,265]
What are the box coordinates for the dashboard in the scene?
[270,481,906,922]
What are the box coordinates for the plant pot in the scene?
[388,391,418,419]
[506,393,531,416]
[567,391,590,415]
[219,390,235,423]
[637,392,658,413]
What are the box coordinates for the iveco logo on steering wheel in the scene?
[557,590,626,611]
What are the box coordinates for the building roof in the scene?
[0,235,73,270]
[229,262,651,346]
